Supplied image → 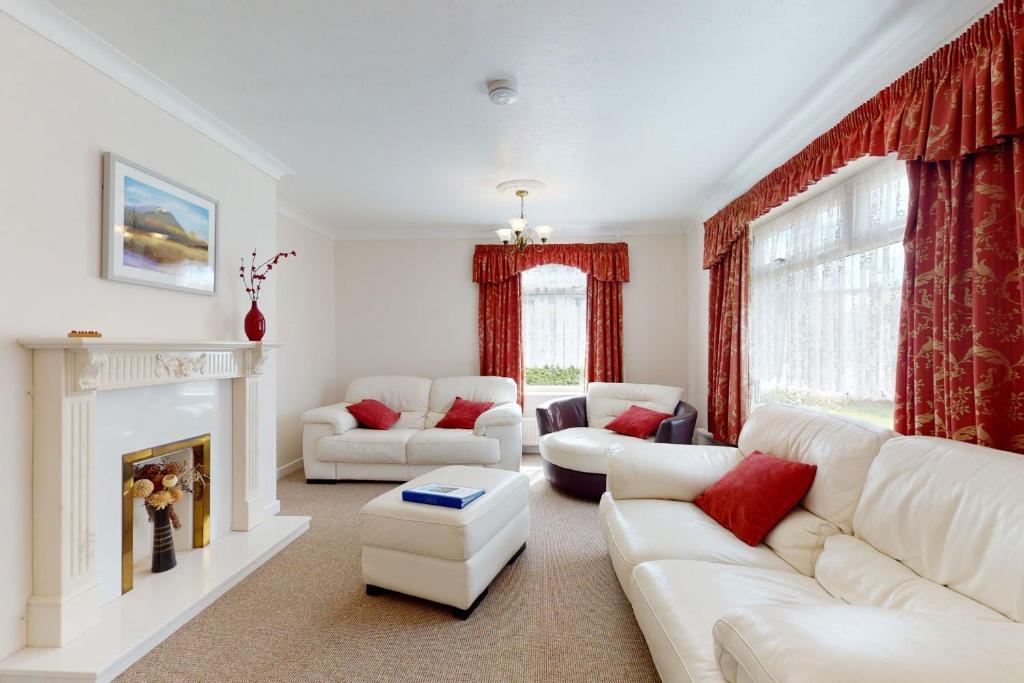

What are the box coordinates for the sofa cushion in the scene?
[585,382,683,429]
[599,494,794,590]
[606,405,673,439]
[713,605,1024,683]
[406,428,500,465]
[854,436,1024,622]
[628,560,837,683]
[815,535,1009,622]
[426,376,517,427]
[762,507,841,576]
[318,428,417,464]
[540,427,647,475]
[346,399,400,430]
[737,404,893,533]
[345,376,431,429]
[435,397,494,429]
[695,451,817,546]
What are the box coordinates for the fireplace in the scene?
[122,434,211,594]
[1,338,309,680]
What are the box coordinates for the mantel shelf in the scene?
[18,337,282,351]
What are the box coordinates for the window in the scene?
[749,157,909,427]
[522,264,587,391]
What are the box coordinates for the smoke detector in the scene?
[488,79,518,105]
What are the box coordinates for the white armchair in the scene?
[302,376,522,482]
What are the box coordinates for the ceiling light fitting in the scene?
[494,180,553,253]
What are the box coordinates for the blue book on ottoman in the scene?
[402,483,485,509]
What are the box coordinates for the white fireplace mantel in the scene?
[15,338,282,649]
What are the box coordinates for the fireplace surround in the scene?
[3,338,309,680]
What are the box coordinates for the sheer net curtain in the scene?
[749,157,909,426]
[521,265,587,387]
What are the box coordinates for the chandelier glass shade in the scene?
[494,188,553,253]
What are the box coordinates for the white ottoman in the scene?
[359,465,530,619]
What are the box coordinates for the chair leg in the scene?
[452,589,488,620]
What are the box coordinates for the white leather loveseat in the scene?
[302,376,522,482]
[537,382,696,499]
[600,404,1024,682]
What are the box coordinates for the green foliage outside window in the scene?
[525,365,582,386]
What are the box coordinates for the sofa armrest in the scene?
[606,443,742,501]
[535,395,587,436]
[301,402,356,434]
[473,402,522,435]
[654,400,698,445]
[713,605,1024,683]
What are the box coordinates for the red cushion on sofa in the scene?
[605,405,673,439]
[694,451,817,546]
[436,397,494,429]
[346,399,400,430]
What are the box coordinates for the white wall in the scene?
[0,14,279,658]
[275,214,337,472]
[685,225,710,430]
[333,234,690,397]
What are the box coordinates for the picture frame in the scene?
[102,153,218,295]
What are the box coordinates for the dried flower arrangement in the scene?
[239,249,297,303]
[131,461,208,529]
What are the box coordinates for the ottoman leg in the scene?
[452,589,488,620]
[365,584,384,597]
[507,543,526,566]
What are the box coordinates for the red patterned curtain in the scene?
[707,229,748,443]
[473,243,629,399]
[704,0,1024,270]
[704,0,1024,447]
[478,276,523,404]
[586,276,623,383]
[896,141,1024,451]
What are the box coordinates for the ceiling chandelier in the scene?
[494,179,553,253]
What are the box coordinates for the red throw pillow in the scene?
[605,405,674,439]
[346,399,400,430]
[436,397,494,429]
[695,451,817,546]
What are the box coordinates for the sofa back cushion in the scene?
[585,382,683,429]
[345,376,432,429]
[854,436,1024,622]
[737,404,893,534]
[426,376,516,428]
[815,534,1010,621]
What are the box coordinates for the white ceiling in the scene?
[45,0,995,239]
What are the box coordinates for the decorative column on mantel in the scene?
[16,338,280,647]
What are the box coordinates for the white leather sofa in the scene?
[302,376,522,481]
[537,382,696,499]
[599,404,1024,682]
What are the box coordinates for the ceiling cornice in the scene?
[2,0,294,180]
[696,0,998,224]
[277,201,338,240]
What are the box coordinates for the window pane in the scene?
[749,157,908,427]
[522,265,587,387]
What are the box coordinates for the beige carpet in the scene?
[117,456,658,682]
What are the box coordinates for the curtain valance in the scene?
[473,243,630,283]
[703,0,1024,269]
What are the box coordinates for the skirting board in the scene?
[0,515,310,682]
[277,457,303,479]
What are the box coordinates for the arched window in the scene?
[521,264,587,391]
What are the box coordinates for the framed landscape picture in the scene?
[102,153,218,295]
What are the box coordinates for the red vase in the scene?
[244,301,266,341]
